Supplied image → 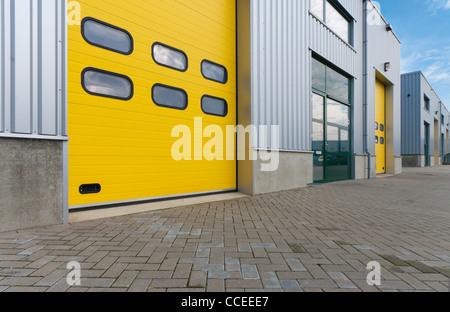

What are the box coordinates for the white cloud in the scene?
[427,0,450,13]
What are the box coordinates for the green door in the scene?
[425,122,430,167]
[313,93,351,183]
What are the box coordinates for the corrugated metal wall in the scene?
[0,0,67,139]
[401,72,422,155]
[401,71,450,156]
[250,0,310,151]
[250,0,364,152]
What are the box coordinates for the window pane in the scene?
[327,100,350,128]
[202,61,228,84]
[327,125,339,152]
[202,96,228,117]
[83,68,133,100]
[312,121,324,151]
[311,0,324,20]
[82,18,132,54]
[152,84,188,110]
[312,93,325,121]
[326,66,350,102]
[326,1,349,42]
[152,43,188,71]
[312,58,326,91]
[341,129,349,152]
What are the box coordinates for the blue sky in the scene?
[376,0,450,110]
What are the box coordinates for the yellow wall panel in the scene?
[68,0,237,207]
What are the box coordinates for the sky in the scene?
[375,0,450,110]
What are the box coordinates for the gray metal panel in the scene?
[0,0,67,140]
[401,72,422,155]
[11,0,33,134]
[0,0,3,133]
[39,0,58,136]
[251,0,311,151]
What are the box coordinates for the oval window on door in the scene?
[82,17,133,55]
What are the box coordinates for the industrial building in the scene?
[0,0,402,232]
[401,71,450,167]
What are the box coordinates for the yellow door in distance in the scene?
[375,79,386,174]
[68,0,237,208]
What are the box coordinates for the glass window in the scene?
[82,18,133,55]
[311,0,324,20]
[326,66,350,103]
[312,121,324,151]
[312,58,326,92]
[424,95,430,111]
[152,43,188,72]
[341,129,349,152]
[327,125,339,152]
[202,96,228,117]
[375,122,379,130]
[152,84,188,110]
[380,124,384,132]
[312,93,325,121]
[327,100,350,127]
[202,60,228,84]
[326,1,350,43]
[82,68,133,100]
[375,136,379,144]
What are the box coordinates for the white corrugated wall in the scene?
[0,0,67,139]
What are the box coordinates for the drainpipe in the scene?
[363,0,371,179]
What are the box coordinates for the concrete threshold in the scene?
[69,192,249,223]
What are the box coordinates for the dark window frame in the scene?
[424,94,431,111]
[152,42,189,72]
[310,0,354,46]
[81,17,134,55]
[81,67,134,101]
[312,54,352,106]
[201,95,229,117]
[201,60,228,84]
[152,83,188,111]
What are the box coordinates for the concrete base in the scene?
[253,151,313,195]
[70,192,249,223]
[393,157,403,175]
[354,155,377,179]
[0,138,63,233]
[402,155,424,168]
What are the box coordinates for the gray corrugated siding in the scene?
[401,72,422,155]
[0,0,67,139]
[250,0,364,151]
[251,0,310,151]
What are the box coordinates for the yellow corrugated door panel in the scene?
[68,0,237,208]
[375,79,386,174]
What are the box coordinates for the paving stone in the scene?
[280,280,303,292]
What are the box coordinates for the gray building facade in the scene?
[238,0,402,194]
[401,71,450,167]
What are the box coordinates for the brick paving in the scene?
[0,166,449,292]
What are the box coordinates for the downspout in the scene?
[363,0,371,179]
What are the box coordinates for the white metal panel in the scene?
[0,0,67,139]
[11,0,33,134]
[39,0,58,135]
[251,0,311,151]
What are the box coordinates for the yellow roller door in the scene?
[68,0,237,208]
[375,79,386,174]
